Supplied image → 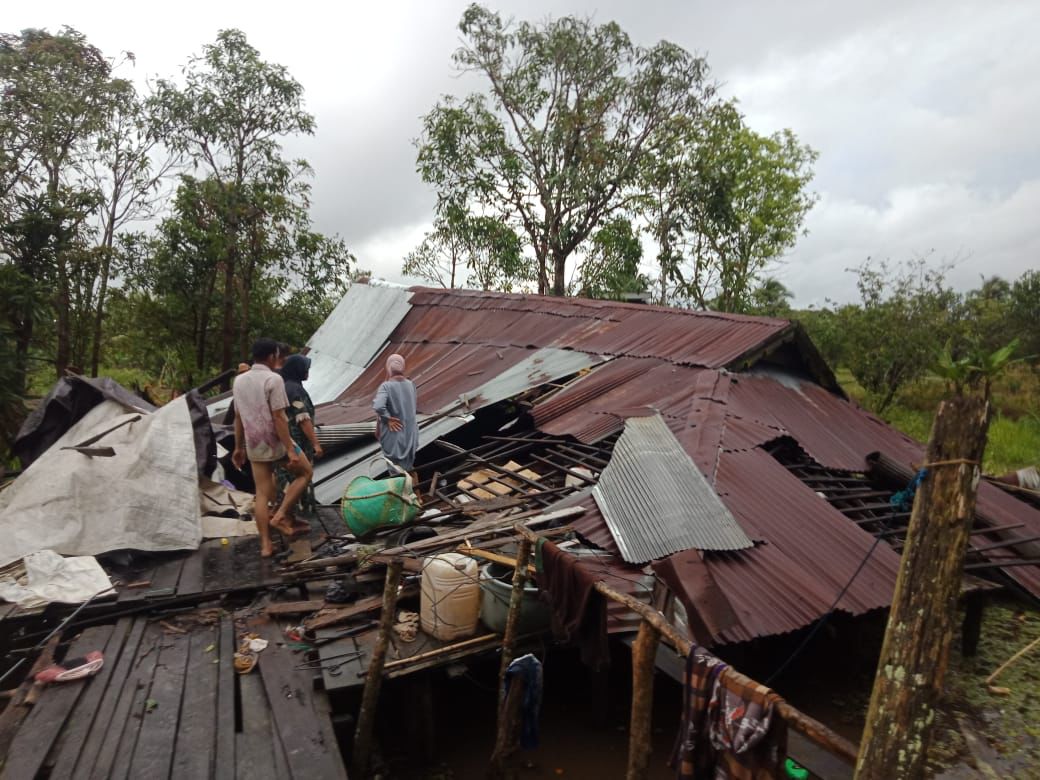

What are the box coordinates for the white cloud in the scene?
[8,0,1040,306]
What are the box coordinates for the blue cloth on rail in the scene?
[891,468,928,512]
[504,653,543,750]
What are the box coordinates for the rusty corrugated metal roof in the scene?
[405,287,791,368]
[304,286,1040,645]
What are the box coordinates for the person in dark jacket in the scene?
[276,354,323,528]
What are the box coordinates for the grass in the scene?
[929,599,1040,774]
[835,366,1040,475]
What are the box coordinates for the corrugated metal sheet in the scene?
[405,287,791,368]
[313,349,602,503]
[592,415,753,563]
[313,413,470,505]
[301,285,1040,644]
[305,284,413,404]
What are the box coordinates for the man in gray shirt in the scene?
[372,353,419,481]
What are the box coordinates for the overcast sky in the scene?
[10,0,1038,305]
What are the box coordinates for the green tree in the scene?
[1008,270,1040,361]
[416,4,713,296]
[656,103,817,312]
[747,277,794,317]
[842,258,962,413]
[403,208,531,291]
[0,28,123,381]
[85,77,178,376]
[573,217,647,300]
[151,29,321,371]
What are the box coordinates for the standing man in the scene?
[372,353,419,487]
[232,338,313,557]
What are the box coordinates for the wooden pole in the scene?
[591,580,859,764]
[512,525,860,764]
[627,620,661,780]
[497,536,533,712]
[352,559,403,778]
[489,535,532,777]
[855,394,991,780]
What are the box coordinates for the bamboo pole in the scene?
[856,394,991,780]
[627,620,661,780]
[352,559,403,778]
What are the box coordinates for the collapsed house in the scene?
[307,284,1040,645]
[1,283,1039,779]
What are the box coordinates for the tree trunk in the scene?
[854,393,991,780]
[54,275,72,377]
[551,250,567,296]
[90,226,116,377]
[221,246,236,373]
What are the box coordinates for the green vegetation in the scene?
[412,4,816,303]
[837,366,1040,475]
[1,27,353,456]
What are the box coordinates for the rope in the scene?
[915,458,979,469]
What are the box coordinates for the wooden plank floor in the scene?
[0,611,347,780]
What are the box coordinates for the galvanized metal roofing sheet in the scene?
[306,284,413,404]
[592,414,753,563]
[313,413,470,505]
[313,348,603,503]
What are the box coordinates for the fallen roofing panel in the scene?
[305,283,413,404]
[592,414,753,563]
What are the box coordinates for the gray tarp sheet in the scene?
[0,398,202,567]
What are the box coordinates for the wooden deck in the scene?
[0,611,347,780]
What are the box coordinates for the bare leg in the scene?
[250,460,277,557]
[271,454,313,533]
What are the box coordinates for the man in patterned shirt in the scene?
[231,339,312,557]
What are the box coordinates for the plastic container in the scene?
[479,562,552,635]
[420,553,481,641]
[341,475,420,538]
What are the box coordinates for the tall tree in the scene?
[151,29,317,370]
[572,217,648,300]
[0,28,121,378]
[654,103,817,312]
[403,207,531,291]
[86,77,177,376]
[416,4,714,295]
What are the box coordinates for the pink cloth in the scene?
[233,364,289,461]
[386,353,406,379]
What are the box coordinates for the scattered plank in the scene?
[171,625,219,779]
[214,615,236,780]
[1,625,114,780]
[303,585,419,632]
[266,600,326,617]
[255,620,347,779]
[46,618,133,779]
